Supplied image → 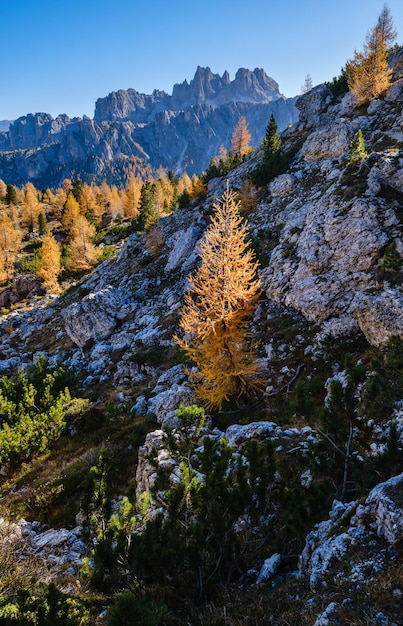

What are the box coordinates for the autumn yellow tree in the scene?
[237,180,258,214]
[188,174,207,200]
[0,179,7,199]
[231,116,252,158]
[108,185,123,220]
[67,215,99,272]
[41,188,54,205]
[51,187,67,220]
[175,183,262,409]
[61,193,81,233]
[79,184,103,223]
[36,233,61,291]
[346,5,396,104]
[0,212,21,283]
[215,144,228,165]
[177,173,193,197]
[21,182,41,231]
[123,175,142,219]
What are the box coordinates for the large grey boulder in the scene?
[299,473,403,589]
[351,288,403,346]
[62,285,135,348]
[295,84,332,130]
[300,122,353,161]
[0,272,44,308]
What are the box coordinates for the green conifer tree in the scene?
[349,129,367,164]
[38,211,48,235]
[136,182,158,231]
[252,114,283,186]
[382,240,402,271]
[5,184,17,205]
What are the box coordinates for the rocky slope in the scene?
[0,64,402,623]
[0,67,297,188]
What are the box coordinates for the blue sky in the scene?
[1,0,402,121]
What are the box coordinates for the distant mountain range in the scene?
[0,67,298,188]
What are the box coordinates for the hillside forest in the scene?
[0,5,402,626]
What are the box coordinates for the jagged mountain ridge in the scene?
[0,67,297,188]
[94,66,282,122]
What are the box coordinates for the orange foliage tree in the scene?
[61,193,81,232]
[346,5,396,104]
[21,182,41,231]
[175,184,262,409]
[36,233,61,291]
[0,212,21,283]
[67,215,99,271]
[230,116,252,158]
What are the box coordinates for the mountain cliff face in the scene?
[0,62,402,623]
[94,67,281,122]
[0,67,297,187]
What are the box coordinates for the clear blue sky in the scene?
[1,0,402,121]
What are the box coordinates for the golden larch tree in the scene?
[231,116,252,158]
[0,179,7,198]
[188,174,207,200]
[108,185,123,220]
[37,233,61,291]
[123,175,142,219]
[62,193,81,233]
[175,183,262,409]
[79,184,103,223]
[346,5,396,104]
[0,212,21,283]
[51,187,67,220]
[21,182,41,231]
[176,173,192,197]
[67,215,99,272]
[215,144,228,165]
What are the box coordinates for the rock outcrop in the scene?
[299,473,403,589]
[62,286,136,349]
[256,79,403,346]
[0,272,44,308]
[0,517,87,580]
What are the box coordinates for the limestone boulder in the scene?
[165,223,202,273]
[62,285,135,348]
[0,273,44,308]
[300,122,352,162]
[147,383,198,426]
[351,288,403,346]
[299,474,403,589]
[135,429,167,501]
[295,84,332,130]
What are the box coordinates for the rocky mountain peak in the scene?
[170,65,281,108]
[0,66,298,185]
[94,66,284,122]
[233,67,280,101]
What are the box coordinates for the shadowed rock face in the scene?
[0,67,298,187]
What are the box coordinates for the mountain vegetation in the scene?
[175,185,262,408]
[0,6,402,625]
[0,170,203,294]
[346,4,397,104]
